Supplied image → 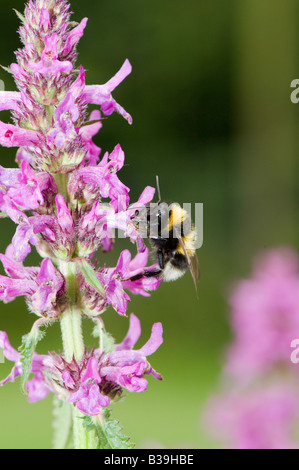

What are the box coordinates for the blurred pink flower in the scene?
[225,248,299,381]
[204,383,299,449]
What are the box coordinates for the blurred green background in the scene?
[0,0,299,449]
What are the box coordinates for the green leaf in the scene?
[76,258,104,294]
[0,212,7,218]
[52,398,73,449]
[18,318,48,395]
[83,412,134,449]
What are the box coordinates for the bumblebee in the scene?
[132,178,199,289]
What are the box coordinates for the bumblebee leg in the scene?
[143,269,162,278]
[128,269,162,282]
[158,249,164,269]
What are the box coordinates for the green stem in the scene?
[54,172,69,203]
[58,260,84,363]
[73,408,99,449]
[58,259,95,448]
[60,305,84,363]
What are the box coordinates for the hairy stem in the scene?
[58,256,90,447]
[54,172,70,203]
[73,407,99,449]
[58,260,84,362]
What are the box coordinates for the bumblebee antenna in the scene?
[156,175,161,203]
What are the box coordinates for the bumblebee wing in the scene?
[177,236,199,293]
[190,251,200,282]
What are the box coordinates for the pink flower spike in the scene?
[0,122,39,147]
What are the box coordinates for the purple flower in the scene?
[0,254,64,316]
[0,331,23,386]
[0,0,165,443]
[83,59,132,124]
[69,381,110,415]
[68,357,110,415]
[69,143,130,212]
[3,197,54,262]
[0,121,39,147]
[96,249,161,316]
[26,372,51,403]
[28,33,73,75]
[31,258,65,314]
[0,161,56,212]
[68,314,162,409]
[0,330,49,402]
[0,314,163,416]
[101,362,148,393]
[105,185,156,251]
[48,93,80,148]
[101,313,163,388]
[0,91,21,111]
[61,18,88,56]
